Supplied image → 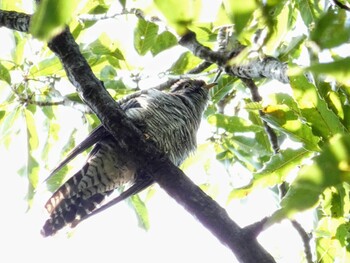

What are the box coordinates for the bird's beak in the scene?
[203,83,217,90]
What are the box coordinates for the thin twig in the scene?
[333,0,350,11]
[78,8,145,21]
[240,78,279,153]
[291,220,313,263]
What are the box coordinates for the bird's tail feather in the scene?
[41,164,111,237]
[74,176,154,226]
[41,190,110,237]
[44,165,87,214]
[41,171,153,237]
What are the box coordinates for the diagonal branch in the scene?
[0,10,30,32]
[0,9,276,263]
[179,31,289,84]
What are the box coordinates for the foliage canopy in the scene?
[1,0,350,262]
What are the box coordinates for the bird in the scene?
[41,79,215,237]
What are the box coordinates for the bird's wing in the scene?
[44,125,110,183]
[120,96,142,111]
[44,96,145,183]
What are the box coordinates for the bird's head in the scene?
[170,79,216,94]
[169,79,216,120]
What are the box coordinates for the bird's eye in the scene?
[170,80,193,92]
[182,83,192,89]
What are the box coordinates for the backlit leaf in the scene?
[229,148,311,199]
[129,195,150,230]
[29,57,64,77]
[30,0,80,40]
[150,31,177,56]
[0,63,11,84]
[296,0,322,27]
[311,9,350,49]
[272,134,350,221]
[289,74,347,139]
[307,58,350,86]
[154,0,201,35]
[134,18,159,56]
[208,113,263,133]
[223,0,257,35]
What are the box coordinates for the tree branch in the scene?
[333,0,350,11]
[179,31,289,84]
[1,9,276,263]
[291,220,313,263]
[78,8,145,21]
[0,10,30,32]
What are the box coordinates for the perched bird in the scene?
[41,79,215,237]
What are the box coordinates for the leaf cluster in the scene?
[1,0,350,261]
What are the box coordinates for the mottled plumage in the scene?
[41,79,214,237]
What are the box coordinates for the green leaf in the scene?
[223,0,257,36]
[150,31,177,56]
[41,105,55,120]
[13,32,27,66]
[22,109,40,207]
[90,39,112,56]
[134,18,159,56]
[229,148,311,199]
[307,58,350,86]
[273,134,350,221]
[322,184,350,218]
[336,221,350,250]
[89,33,124,59]
[100,65,117,81]
[27,154,40,190]
[65,92,83,103]
[311,8,350,49]
[46,166,69,192]
[168,51,202,74]
[45,129,78,191]
[84,34,124,70]
[129,195,150,230]
[262,103,321,151]
[118,0,126,8]
[255,148,312,181]
[264,3,296,55]
[30,0,80,40]
[154,0,201,35]
[0,110,5,121]
[0,108,21,147]
[208,113,263,133]
[325,90,344,120]
[24,109,39,151]
[29,57,64,77]
[113,48,125,61]
[289,74,347,139]
[0,63,11,84]
[296,0,322,27]
[316,218,350,262]
[279,34,307,61]
[223,135,271,171]
[210,75,236,104]
[23,154,40,208]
